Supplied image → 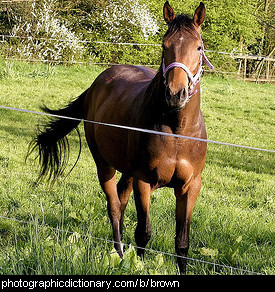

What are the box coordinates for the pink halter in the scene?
[162,41,214,98]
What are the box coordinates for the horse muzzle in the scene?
[165,85,190,110]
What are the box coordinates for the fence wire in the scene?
[0,105,274,153]
[0,87,273,276]
[0,214,263,275]
[1,34,274,81]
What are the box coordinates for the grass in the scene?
[0,59,274,275]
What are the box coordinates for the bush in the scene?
[0,0,273,74]
[91,0,159,42]
[85,0,161,66]
[8,0,84,62]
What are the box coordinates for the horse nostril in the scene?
[165,86,187,104]
[177,88,186,100]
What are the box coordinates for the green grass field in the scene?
[0,60,274,275]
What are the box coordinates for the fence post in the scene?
[256,57,265,83]
[266,61,270,80]
[243,55,247,80]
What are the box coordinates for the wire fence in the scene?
[0,0,33,3]
[1,34,274,82]
[2,34,273,58]
[0,33,274,274]
[0,105,274,153]
[0,101,274,275]
[0,214,263,275]
[0,102,274,275]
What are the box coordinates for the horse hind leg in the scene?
[97,163,124,257]
[117,174,133,239]
[133,179,152,258]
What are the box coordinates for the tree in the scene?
[0,0,273,73]
[255,0,274,56]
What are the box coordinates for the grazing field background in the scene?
[0,60,274,275]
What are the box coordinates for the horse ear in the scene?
[163,1,175,24]
[193,2,205,27]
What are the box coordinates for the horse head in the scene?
[162,2,208,109]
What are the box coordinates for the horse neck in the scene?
[145,70,202,133]
[173,86,202,131]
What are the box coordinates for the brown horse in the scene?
[30,2,211,274]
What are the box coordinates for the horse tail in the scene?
[28,89,88,185]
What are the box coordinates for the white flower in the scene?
[94,0,159,41]
[10,0,83,62]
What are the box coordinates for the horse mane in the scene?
[164,14,197,39]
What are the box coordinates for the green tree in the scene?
[255,0,274,56]
[0,0,273,72]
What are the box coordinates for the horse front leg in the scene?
[133,178,152,258]
[174,175,201,274]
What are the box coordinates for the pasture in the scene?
[0,60,274,275]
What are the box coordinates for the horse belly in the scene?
[84,97,132,172]
[95,126,131,172]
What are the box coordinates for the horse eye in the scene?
[197,46,202,51]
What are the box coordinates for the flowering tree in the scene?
[92,0,159,42]
[10,0,84,62]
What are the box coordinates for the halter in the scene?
[162,41,214,99]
